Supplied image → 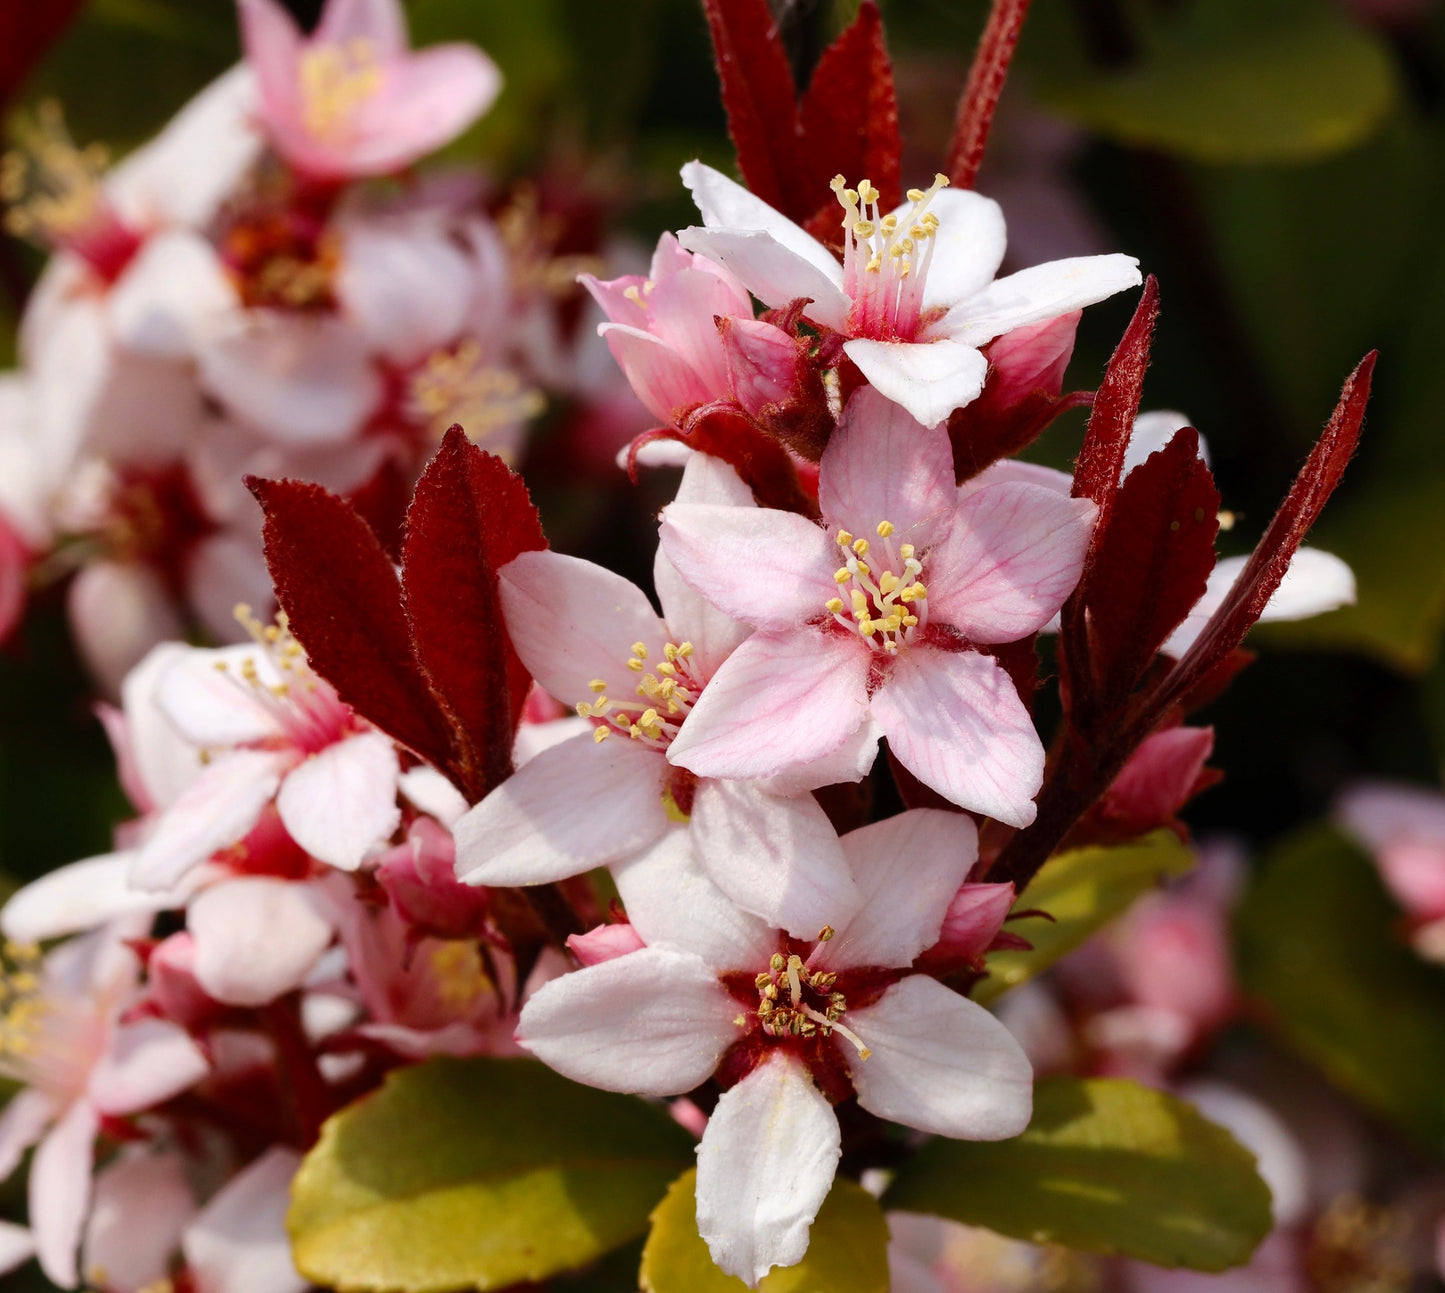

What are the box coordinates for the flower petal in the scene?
[678,229,851,332]
[0,1089,58,1182]
[612,827,777,971]
[182,1148,307,1293]
[84,1152,197,1293]
[667,631,872,781]
[88,1016,210,1115]
[275,731,401,871]
[154,645,283,748]
[658,504,834,631]
[824,809,978,971]
[0,852,194,945]
[913,188,1007,311]
[847,975,1032,1138]
[871,649,1042,827]
[517,946,735,1097]
[599,322,714,425]
[690,779,859,940]
[314,0,406,52]
[453,731,668,886]
[696,1053,841,1287]
[929,482,1096,642]
[109,230,238,358]
[187,878,333,1008]
[30,1100,98,1288]
[843,337,988,428]
[947,254,1142,348]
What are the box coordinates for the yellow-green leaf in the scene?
[640,1170,889,1293]
[883,1078,1272,1271]
[288,1057,695,1293]
[975,832,1194,1005]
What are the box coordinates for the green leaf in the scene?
[1038,0,1398,165]
[1235,825,1445,1145]
[640,1169,889,1293]
[288,1056,695,1293]
[883,1077,1273,1271]
[974,832,1194,1006]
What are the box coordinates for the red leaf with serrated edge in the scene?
[797,1,901,240]
[702,0,803,216]
[248,477,455,776]
[401,427,547,802]
[1084,429,1220,719]
[946,0,1033,189]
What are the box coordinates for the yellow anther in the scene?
[854,220,875,238]
[879,214,898,233]
[818,925,835,942]
[859,618,876,636]
[906,187,925,203]
[622,285,643,304]
[664,643,678,661]
[834,568,852,584]
[588,679,607,692]
[876,521,894,538]
[626,658,644,672]
[770,952,786,973]
[593,727,609,743]
[855,561,869,577]
[656,662,675,676]
[676,642,694,658]
[859,180,880,204]
[903,614,918,627]
[640,708,659,728]
[852,537,869,556]
[836,529,853,546]
[900,543,915,560]
[825,597,844,614]
[851,589,868,615]
[630,642,648,658]
[879,572,900,596]
[830,174,847,192]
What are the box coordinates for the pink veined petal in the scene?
[760,713,882,795]
[957,458,1074,500]
[452,731,669,886]
[842,337,989,428]
[30,1100,98,1289]
[695,1053,842,1288]
[910,188,1008,312]
[334,221,474,365]
[689,779,860,940]
[182,1148,308,1293]
[658,504,835,631]
[612,826,780,972]
[599,322,716,424]
[676,228,852,333]
[929,482,1096,643]
[681,161,844,290]
[871,649,1043,828]
[0,1089,59,1182]
[946,254,1143,348]
[129,749,285,891]
[83,1151,197,1293]
[235,0,305,134]
[517,947,736,1097]
[666,630,873,781]
[314,0,407,53]
[497,550,668,710]
[819,387,957,544]
[1,852,194,946]
[275,731,401,872]
[155,645,284,748]
[846,975,1033,1139]
[109,230,238,359]
[643,262,753,397]
[824,809,978,972]
[341,43,500,174]
[88,1017,210,1116]
[186,878,333,1008]
[579,270,650,328]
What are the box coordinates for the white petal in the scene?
[678,228,851,332]
[1,852,193,945]
[497,550,667,709]
[109,230,238,358]
[681,161,844,288]
[947,254,1142,348]
[155,645,284,747]
[121,642,209,810]
[68,562,187,701]
[30,1100,98,1289]
[612,827,778,970]
[1124,410,1209,475]
[275,731,401,871]
[912,188,1007,312]
[0,1089,58,1182]
[760,714,882,795]
[884,1212,950,1293]
[1179,1081,1308,1227]
[130,750,284,890]
[182,1148,307,1293]
[825,809,978,971]
[957,458,1074,499]
[847,975,1032,1138]
[84,1151,196,1293]
[397,766,469,826]
[696,1053,841,1287]
[690,780,859,940]
[187,878,333,1007]
[453,732,668,886]
[88,1017,210,1115]
[843,337,988,428]
[517,947,736,1096]
[0,1221,34,1277]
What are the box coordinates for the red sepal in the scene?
[946,0,1033,189]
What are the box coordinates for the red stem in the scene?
[946,0,1033,189]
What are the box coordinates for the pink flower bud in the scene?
[377,818,489,941]
[924,882,1016,969]
[567,922,645,966]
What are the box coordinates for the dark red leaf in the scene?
[401,427,547,801]
[679,401,819,516]
[0,1,86,107]
[946,0,1033,189]
[701,0,803,216]
[797,1,901,240]
[248,477,455,775]
[1083,428,1220,719]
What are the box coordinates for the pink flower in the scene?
[659,387,1096,826]
[1338,781,1445,959]
[238,0,501,181]
[518,811,1031,1286]
[677,162,1140,425]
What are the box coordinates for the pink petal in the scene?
[911,188,1007,311]
[314,0,407,52]
[498,549,668,711]
[760,714,882,795]
[276,731,400,871]
[667,630,873,780]
[236,0,304,139]
[658,504,835,631]
[0,1222,34,1277]
[929,482,1096,642]
[68,563,187,702]
[928,883,1017,966]
[452,731,668,886]
[517,947,736,1097]
[30,1101,98,1289]
[1,852,194,945]
[690,779,859,940]
[83,1151,196,1292]
[843,337,989,428]
[846,975,1033,1138]
[109,231,237,358]
[599,322,716,424]
[612,827,781,971]
[187,878,333,1008]
[568,923,645,967]
[0,1089,58,1182]
[182,1148,307,1293]
[824,809,978,971]
[696,1053,841,1287]
[88,1018,210,1116]
[122,643,214,812]
[871,649,1043,827]
[155,646,284,748]
[643,261,754,397]
[979,310,1081,411]
[579,269,650,329]
[947,254,1142,348]
[678,229,851,333]
[957,458,1074,500]
[819,386,957,543]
